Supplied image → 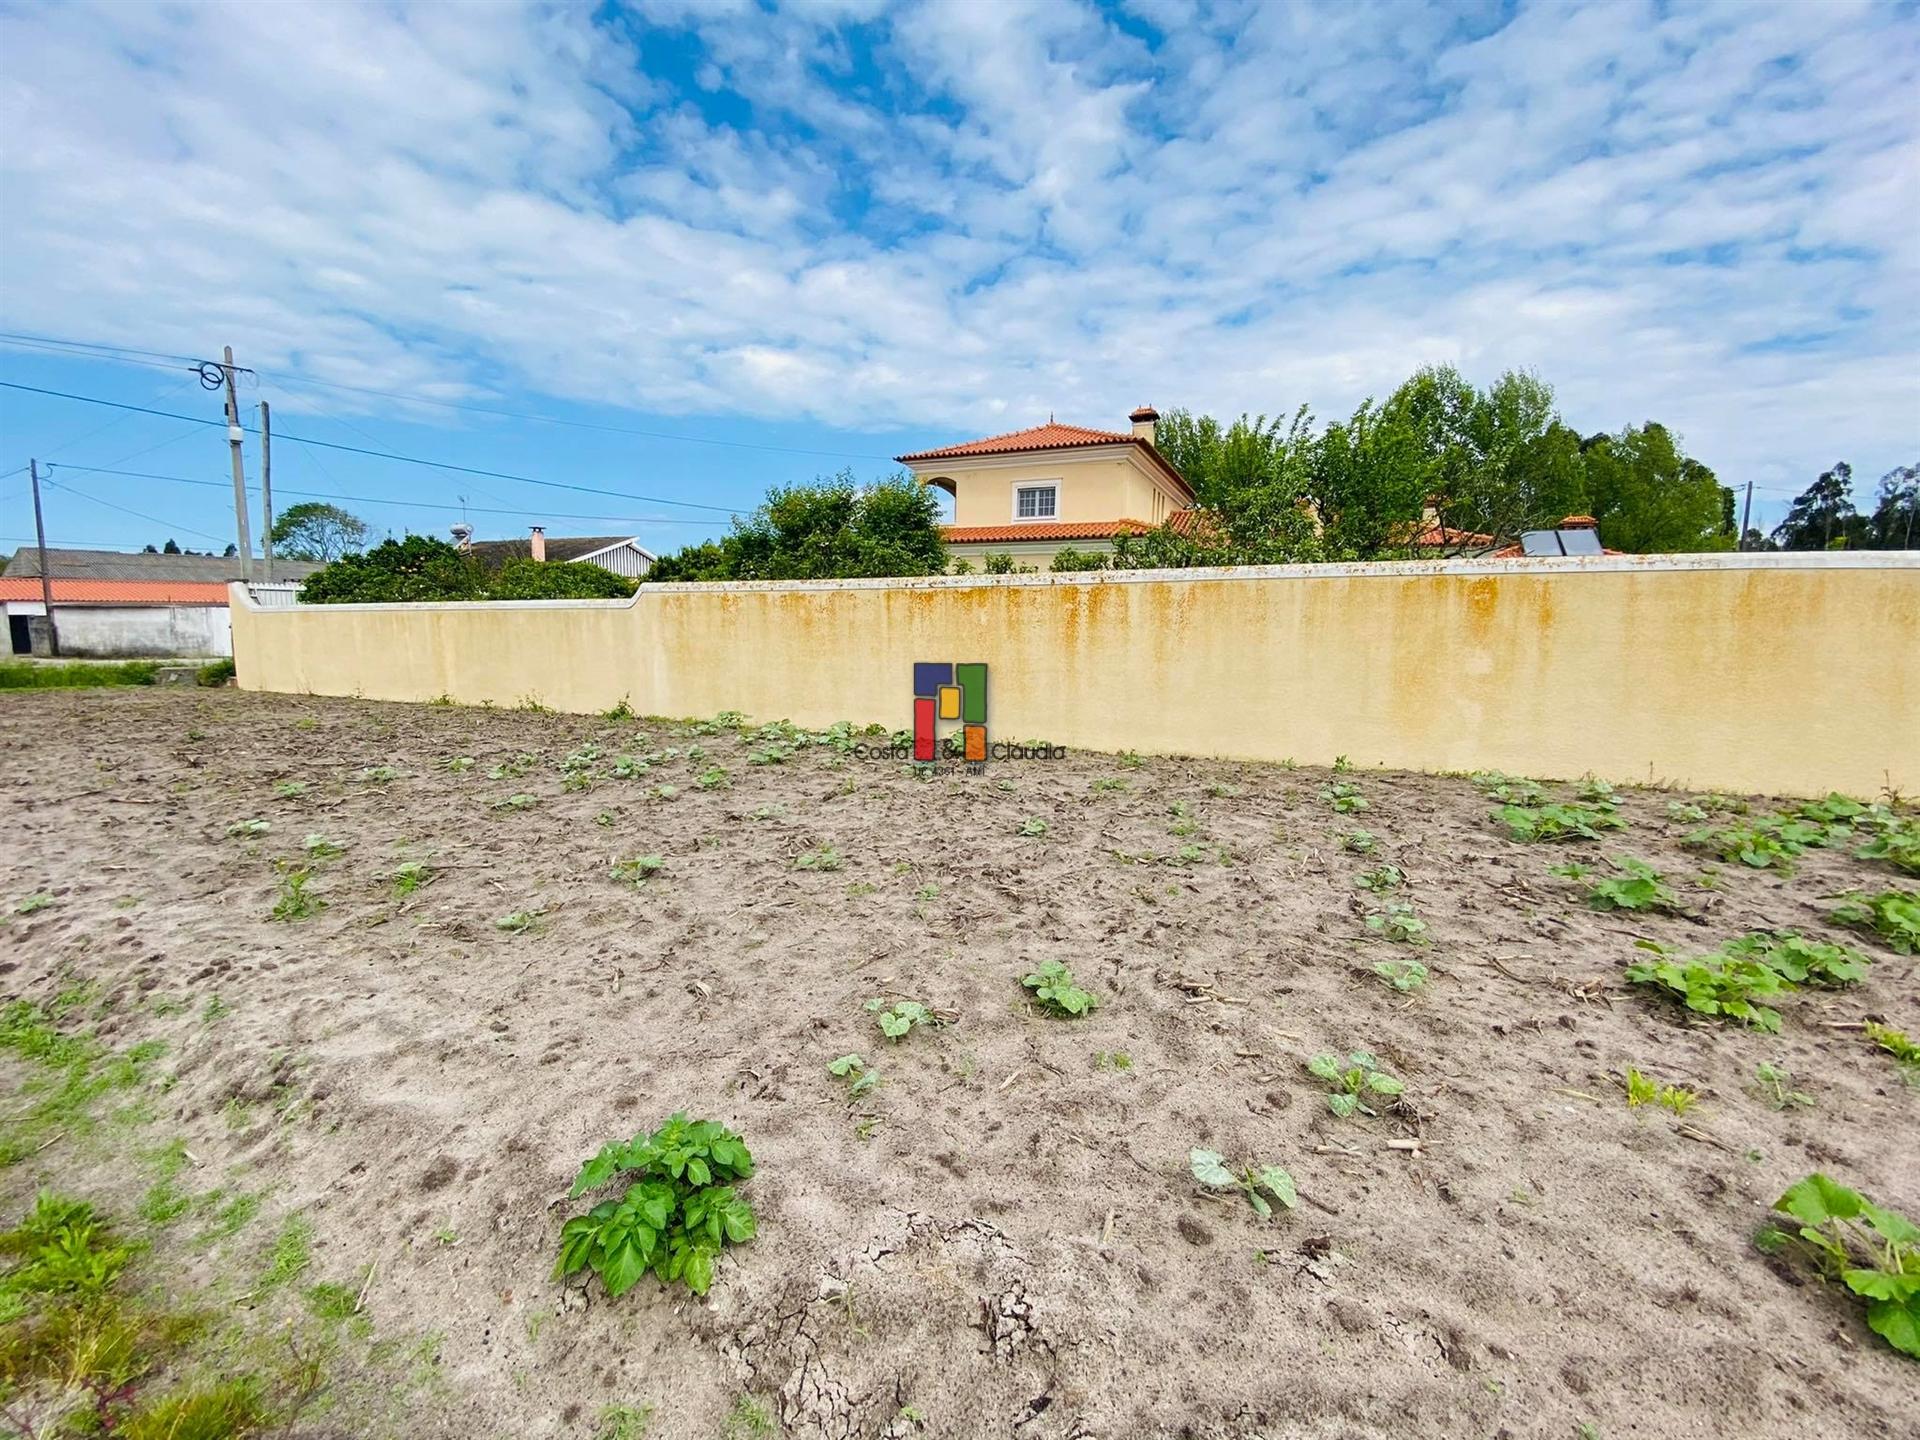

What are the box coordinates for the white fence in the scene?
[246,582,303,609]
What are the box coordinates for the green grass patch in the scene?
[0,659,161,689]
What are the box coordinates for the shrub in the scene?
[301,535,639,603]
[556,1114,756,1297]
[488,558,636,600]
[1049,546,1110,573]
[1758,1173,1918,1359]
[196,658,237,687]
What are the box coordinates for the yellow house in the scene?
[897,407,1195,567]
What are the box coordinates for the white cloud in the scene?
[0,0,1913,508]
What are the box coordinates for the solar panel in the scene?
[1520,531,1562,556]
[1556,528,1604,556]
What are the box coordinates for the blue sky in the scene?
[1,0,1916,557]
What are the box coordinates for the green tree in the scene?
[1430,371,1586,546]
[299,535,485,603]
[270,502,373,563]
[1305,395,1429,558]
[1864,463,1918,550]
[487,558,635,599]
[1580,422,1733,552]
[1117,408,1322,567]
[1772,464,1864,550]
[645,472,945,582]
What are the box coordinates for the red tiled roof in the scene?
[899,422,1194,498]
[0,577,232,605]
[943,519,1156,544]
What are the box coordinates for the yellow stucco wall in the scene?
[919,449,1180,526]
[232,554,1919,797]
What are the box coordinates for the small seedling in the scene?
[1338,830,1377,855]
[611,855,665,885]
[1093,1050,1133,1071]
[827,1054,879,1097]
[358,765,400,784]
[1576,777,1616,804]
[1755,1062,1814,1110]
[1623,1066,1698,1116]
[442,756,474,773]
[1353,864,1404,892]
[1373,958,1428,993]
[226,818,270,839]
[1020,960,1097,1017]
[748,804,781,821]
[795,846,843,871]
[696,766,729,790]
[1548,860,1593,881]
[1856,816,1920,875]
[1472,771,1547,805]
[1686,816,1824,871]
[10,893,54,916]
[865,998,939,1041]
[274,781,309,799]
[392,861,432,898]
[492,793,537,811]
[303,833,345,860]
[1864,1021,1920,1079]
[1017,817,1049,837]
[649,783,679,801]
[495,909,543,934]
[1308,1051,1404,1118]
[269,868,325,923]
[1321,782,1367,814]
[1365,902,1428,945]
[1203,782,1243,799]
[1118,751,1145,770]
[595,811,617,827]
[1189,1149,1298,1218]
[1720,931,1870,986]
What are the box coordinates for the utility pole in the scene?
[221,345,253,581]
[1738,481,1753,551]
[259,400,274,584]
[29,460,58,656]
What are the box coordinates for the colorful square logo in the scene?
[912,662,986,763]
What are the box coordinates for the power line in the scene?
[39,476,229,545]
[0,326,898,460]
[43,463,721,527]
[0,379,749,515]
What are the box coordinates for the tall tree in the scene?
[1580,422,1733,552]
[645,472,946,582]
[1864,463,1919,550]
[1418,369,1585,546]
[270,502,372,563]
[1771,464,1863,550]
[1304,395,1429,559]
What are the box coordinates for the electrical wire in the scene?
[39,476,229,545]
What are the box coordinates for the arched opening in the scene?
[922,475,957,523]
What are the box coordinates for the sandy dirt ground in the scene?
[1,687,1916,1440]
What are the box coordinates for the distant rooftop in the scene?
[3,547,321,582]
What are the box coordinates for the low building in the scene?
[453,525,656,578]
[897,409,1195,568]
[1,549,321,658]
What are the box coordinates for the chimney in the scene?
[1129,405,1159,445]
[449,523,473,551]
[1560,514,1598,530]
[529,525,546,562]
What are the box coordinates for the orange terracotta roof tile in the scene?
[899,422,1193,498]
[0,577,233,605]
[942,519,1157,544]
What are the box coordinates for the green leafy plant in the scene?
[1472,771,1546,805]
[1364,902,1428,945]
[269,868,325,923]
[1353,864,1404,893]
[489,752,537,780]
[1625,940,1789,1032]
[302,833,345,860]
[865,998,940,1041]
[491,793,537,811]
[1307,1051,1405,1118]
[1373,958,1428,993]
[556,1113,756,1297]
[1864,1022,1920,1079]
[226,818,270,839]
[1188,1149,1297,1219]
[1624,1066,1698,1116]
[1686,816,1825,870]
[1020,960,1097,1017]
[696,766,730,790]
[357,765,400,784]
[1337,830,1377,855]
[827,1054,879,1098]
[1548,860,1593,880]
[442,756,474,774]
[273,781,308,799]
[1580,856,1683,913]
[495,909,543,934]
[1494,801,1624,843]
[1089,777,1128,794]
[1016,817,1049,837]
[611,855,665,885]
[11,893,54,916]
[1830,889,1920,954]
[795,845,843,871]
[1758,1173,1918,1359]
[1321,782,1367,814]
[1755,1062,1814,1110]
[1855,815,1920,875]
[1576,777,1616,804]
[391,861,432,898]
[1720,931,1870,986]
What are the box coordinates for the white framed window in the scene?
[1013,483,1058,521]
